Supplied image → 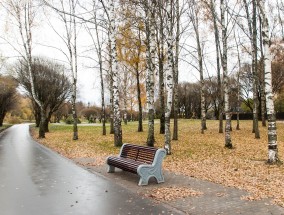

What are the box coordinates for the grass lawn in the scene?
[0,124,12,133]
[31,119,284,206]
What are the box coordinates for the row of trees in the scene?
[0,0,281,163]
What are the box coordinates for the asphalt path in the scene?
[0,124,181,215]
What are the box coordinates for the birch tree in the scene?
[84,0,107,135]
[205,0,223,133]
[257,0,279,163]
[172,0,180,140]
[119,18,145,132]
[221,0,232,148]
[259,17,266,127]
[108,31,115,134]
[135,25,145,133]
[144,1,156,147]
[2,0,46,138]
[109,0,122,146]
[189,0,207,134]
[156,1,166,135]
[234,31,241,130]
[42,0,80,140]
[164,0,175,155]
[243,0,260,138]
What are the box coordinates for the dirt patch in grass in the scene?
[31,120,284,206]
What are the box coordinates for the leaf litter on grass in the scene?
[31,120,284,206]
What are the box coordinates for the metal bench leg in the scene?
[107,165,115,173]
[138,176,149,186]
[137,165,165,186]
[138,170,165,185]
[155,169,165,184]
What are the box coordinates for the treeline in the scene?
[1,0,283,162]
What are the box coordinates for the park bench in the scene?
[106,143,167,186]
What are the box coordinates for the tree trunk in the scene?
[172,0,179,140]
[71,91,78,140]
[260,61,267,127]
[221,0,232,148]
[44,118,49,133]
[210,0,223,133]
[38,107,46,138]
[252,0,260,138]
[18,2,45,138]
[234,31,241,130]
[146,3,156,147]
[259,16,266,127]
[236,73,240,130]
[157,4,165,135]
[0,113,4,127]
[108,33,114,135]
[123,71,128,126]
[158,59,166,135]
[164,0,174,155]
[35,107,40,127]
[192,3,206,134]
[110,0,122,147]
[94,9,106,135]
[258,0,279,163]
[68,0,79,141]
[136,65,143,132]
[159,61,165,134]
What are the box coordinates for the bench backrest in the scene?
[120,144,158,164]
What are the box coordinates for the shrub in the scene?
[6,116,22,124]
[64,115,81,124]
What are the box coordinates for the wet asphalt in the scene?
[0,124,181,215]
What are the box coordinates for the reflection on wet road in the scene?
[0,125,178,215]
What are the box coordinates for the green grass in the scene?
[0,124,12,133]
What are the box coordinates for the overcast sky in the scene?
[0,1,242,107]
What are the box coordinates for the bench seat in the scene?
[107,157,144,174]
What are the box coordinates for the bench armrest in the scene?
[137,148,166,185]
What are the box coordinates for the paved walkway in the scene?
[76,158,284,215]
[0,125,180,215]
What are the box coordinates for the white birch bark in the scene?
[164,0,174,155]
[191,1,206,134]
[259,18,266,127]
[157,3,166,135]
[258,0,279,163]
[234,32,241,130]
[110,0,122,147]
[85,2,107,135]
[172,0,179,140]
[71,0,78,140]
[221,0,232,148]
[41,0,79,139]
[8,0,45,138]
[56,0,79,140]
[243,0,260,137]
[146,1,155,147]
[108,31,114,134]
[209,0,223,133]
